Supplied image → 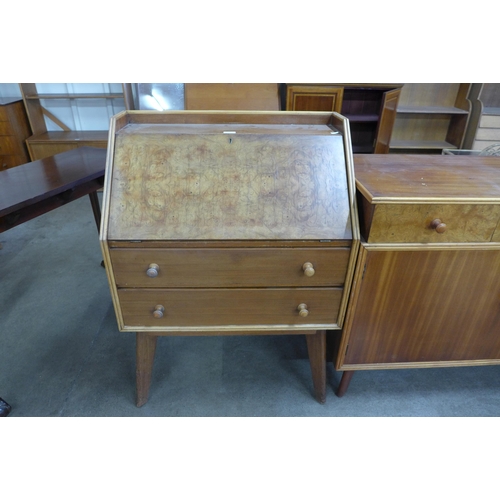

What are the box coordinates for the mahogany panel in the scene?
[343,247,500,365]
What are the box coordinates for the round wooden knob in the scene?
[146,263,160,277]
[430,219,447,233]
[297,303,309,317]
[153,305,165,318]
[303,262,315,277]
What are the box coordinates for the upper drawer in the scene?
[366,204,500,243]
[109,247,350,288]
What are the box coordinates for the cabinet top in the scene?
[354,154,500,204]
[102,111,356,242]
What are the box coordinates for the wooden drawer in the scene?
[110,248,350,288]
[1,155,28,171]
[366,203,500,243]
[117,287,342,328]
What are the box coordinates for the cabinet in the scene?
[389,83,472,153]
[462,83,500,151]
[335,153,500,395]
[100,110,359,406]
[282,84,402,153]
[19,83,133,160]
[0,97,31,170]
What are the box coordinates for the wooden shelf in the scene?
[389,83,472,153]
[24,93,124,100]
[397,105,469,114]
[20,83,132,160]
[390,139,457,150]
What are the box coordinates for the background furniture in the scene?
[0,97,31,171]
[282,83,402,153]
[335,153,500,395]
[19,83,133,160]
[0,147,106,233]
[100,110,359,407]
[389,83,472,153]
[462,83,500,151]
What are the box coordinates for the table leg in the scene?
[336,371,355,397]
[306,330,326,404]
[88,191,101,232]
[136,333,158,407]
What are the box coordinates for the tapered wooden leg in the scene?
[306,330,326,404]
[136,333,158,407]
[88,191,101,232]
[336,370,354,397]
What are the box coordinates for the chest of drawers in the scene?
[100,111,359,406]
[335,154,500,396]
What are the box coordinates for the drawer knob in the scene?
[430,219,447,233]
[146,263,160,277]
[153,305,165,318]
[297,303,309,317]
[302,262,315,277]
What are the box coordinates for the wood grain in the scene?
[110,247,350,288]
[108,129,351,241]
[341,246,500,366]
[118,288,342,328]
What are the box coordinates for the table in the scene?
[0,146,106,234]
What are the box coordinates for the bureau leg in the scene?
[336,371,355,397]
[306,330,326,404]
[136,333,158,407]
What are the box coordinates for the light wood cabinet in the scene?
[335,153,500,395]
[100,110,359,406]
[19,83,133,160]
[283,84,402,153]
[0,97,31,170]
[463,83,500,151]
[389,83,472,153]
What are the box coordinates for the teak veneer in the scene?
[335,154,500,396]
[100,110,359,407]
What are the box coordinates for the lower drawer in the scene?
[117,287,342,328]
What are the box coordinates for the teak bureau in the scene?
[100,110,359,406]
[335,154,500,395]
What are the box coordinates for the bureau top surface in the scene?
[354,154,500,203]
[106,122,352,241]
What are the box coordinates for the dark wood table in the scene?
[0,146,106,233]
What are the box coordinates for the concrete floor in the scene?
[2,195,500,417]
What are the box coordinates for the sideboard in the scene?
[335,154,500,395]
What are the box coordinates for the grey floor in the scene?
[2,195,500,417]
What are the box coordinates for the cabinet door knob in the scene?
[153,305,165,318]
[146,263,160,277]
[430,219,447,233]
[302,262,315,277]
[297,303,309,317]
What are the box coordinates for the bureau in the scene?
[335,154,500,395]
[100,110,359,407]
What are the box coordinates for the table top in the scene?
[0,147,106,217]
[354,154,500,204]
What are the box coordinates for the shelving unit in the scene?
[20,83,133,160]
[389,83,472,153]
[463,83,500,151]
[282,84,402,153]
